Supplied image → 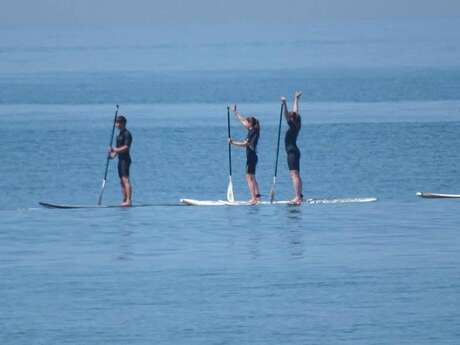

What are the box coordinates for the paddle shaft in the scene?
[98,105,119,205]
[227,106,232,176]
[273,103,284,178]
[103,105,119,180]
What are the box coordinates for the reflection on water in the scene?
[248,227,262,261]
[285,207,305,259]
[286,207,302,220]
[286,228,305,259]
[109,210,138,262]
[117,228,134,261]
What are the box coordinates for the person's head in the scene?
[248,116,260,131]
[288,111,300,123]
[116,115,127,129]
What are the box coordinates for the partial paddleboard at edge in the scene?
[416,192,460,199]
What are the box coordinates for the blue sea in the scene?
[1,19,460,344]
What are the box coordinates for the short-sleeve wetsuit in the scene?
[285,115,301,171]
[246,127,259,174]
[116,128,133,178]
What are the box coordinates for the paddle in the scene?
[227,106,235,202]
[269,102,285,203]
[97,104,119,205]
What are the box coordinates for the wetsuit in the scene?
[285,115,301,171]
[246,127,259,174]
[116,128,133,178]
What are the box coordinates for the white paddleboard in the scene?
[416,192,460,199]
[180,197,377,206]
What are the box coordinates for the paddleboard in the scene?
[39,202,182,209]
[416,192,460,199]
[180,197,377,206]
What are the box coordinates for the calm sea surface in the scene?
[1,19,460,344]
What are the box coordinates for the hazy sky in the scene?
[1,0,459,25]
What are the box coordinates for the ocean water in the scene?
[1,19,460,344]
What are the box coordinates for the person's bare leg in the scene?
[250,174,261,202]
[120,180,127,202]
[246,174,253,201]
[292,90,302,114]
[126,178,132,205]
[290,170,303,204]
[254,177,261,201]
[121,177,132,207]
[246,174,258,204]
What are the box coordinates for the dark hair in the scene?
[248,117,260,131]
[289,111,299,120]
[288,111,300,127]
[116,115,127,125]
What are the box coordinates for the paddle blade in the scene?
[97,179,106,205]
[269,177,276,203]
[269,186,275,203]
[227,177,235,202]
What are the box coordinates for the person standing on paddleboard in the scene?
[228,105,261,205]
[281,91,303,205]
[109,115,133,207]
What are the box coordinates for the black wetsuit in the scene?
[246,127,259,174]
[285,115,301,171]
[116,128,132,178]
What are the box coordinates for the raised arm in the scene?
[231,104,251,129]
[292,90,302,114]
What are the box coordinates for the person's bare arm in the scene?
[228,138,249,147]
[111,145,129,154]
[231,104,250,128]
[292,91,302,114]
